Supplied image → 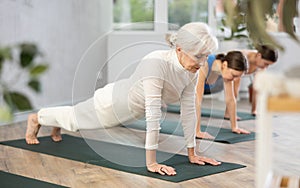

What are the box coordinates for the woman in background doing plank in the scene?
[196,45,278,139]
[238,45,278,116]
[195,51,249,139]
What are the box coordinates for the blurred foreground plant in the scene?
[223,0,299,50]
[0,43,48,122]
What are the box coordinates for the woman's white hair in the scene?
[165,22,218,55]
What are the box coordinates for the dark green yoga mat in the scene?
[0,135,245,182]
[126,120,256,144]
[166,104,255,121]
[0,171,68,188]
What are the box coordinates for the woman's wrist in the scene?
[146,162,158,168]
[187,147,196,159]
[146,149,157,167]
[231,124,239,130]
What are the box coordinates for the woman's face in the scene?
[221,63,244,81]
[176,47,209,73]
[255,53,275,69]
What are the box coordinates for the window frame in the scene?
[113,0,217,33]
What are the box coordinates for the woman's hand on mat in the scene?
[147,163,176,176]
[189,155,221,166]
[232,127,250,134]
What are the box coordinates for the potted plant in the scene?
[0,43,48,122]
[223,0,299,50]
[218,0,254,52]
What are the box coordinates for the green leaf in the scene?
[0,59,3,73]
[223,0,238,29]
[282,0,299,42]
[29,64,48,77]
[237,27,247,32]
[224,36,233,40]
[234,34,249,39]
[260,0,274,16]
[0,47,12,73]
[28,79,41,92]
[246,0,284,50]
[0,47,12,71]
[0,47,12,60]
[221,18,226,26]
[19,43,39,68]
[20,43,38,53]
[4,92,33,111]
[0,106,13,122]
[20,51,34,68]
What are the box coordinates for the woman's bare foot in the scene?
[51,127,62,142]
[196,131,215,139]
[232,127,251,134]
[26,114,41,144]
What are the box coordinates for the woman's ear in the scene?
[176,46,184,60]
[176,46,182,53]
[222,61,228,69]
[256,53,262,59]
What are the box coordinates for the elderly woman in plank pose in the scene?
[25,22,221,176]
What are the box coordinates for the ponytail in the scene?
[215,53,226,62]
[165,33,178,48]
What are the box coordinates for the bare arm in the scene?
[224,80,237,129]
[225,77,242,120]
[195,64,215,139]
[250,69,266,115]
[224,80,250,134]
[233,77,241,99]
[251,85,257,115]
[251,71,264,115]
[195,66,207,133]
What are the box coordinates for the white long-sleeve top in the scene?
[93,49,197,150]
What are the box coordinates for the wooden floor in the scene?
[0,99,299,188]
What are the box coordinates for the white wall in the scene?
[0,0,112,112]
[107,32,170,83]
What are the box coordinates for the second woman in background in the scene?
[196,45,278,139]
[195,51,249,139]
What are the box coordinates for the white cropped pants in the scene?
[37,98,103,132]
[37,83,128,131]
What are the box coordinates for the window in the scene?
[113,0,209,32]
[168,0,209,29]
[113,0,154,30]
[113,0,300,34]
